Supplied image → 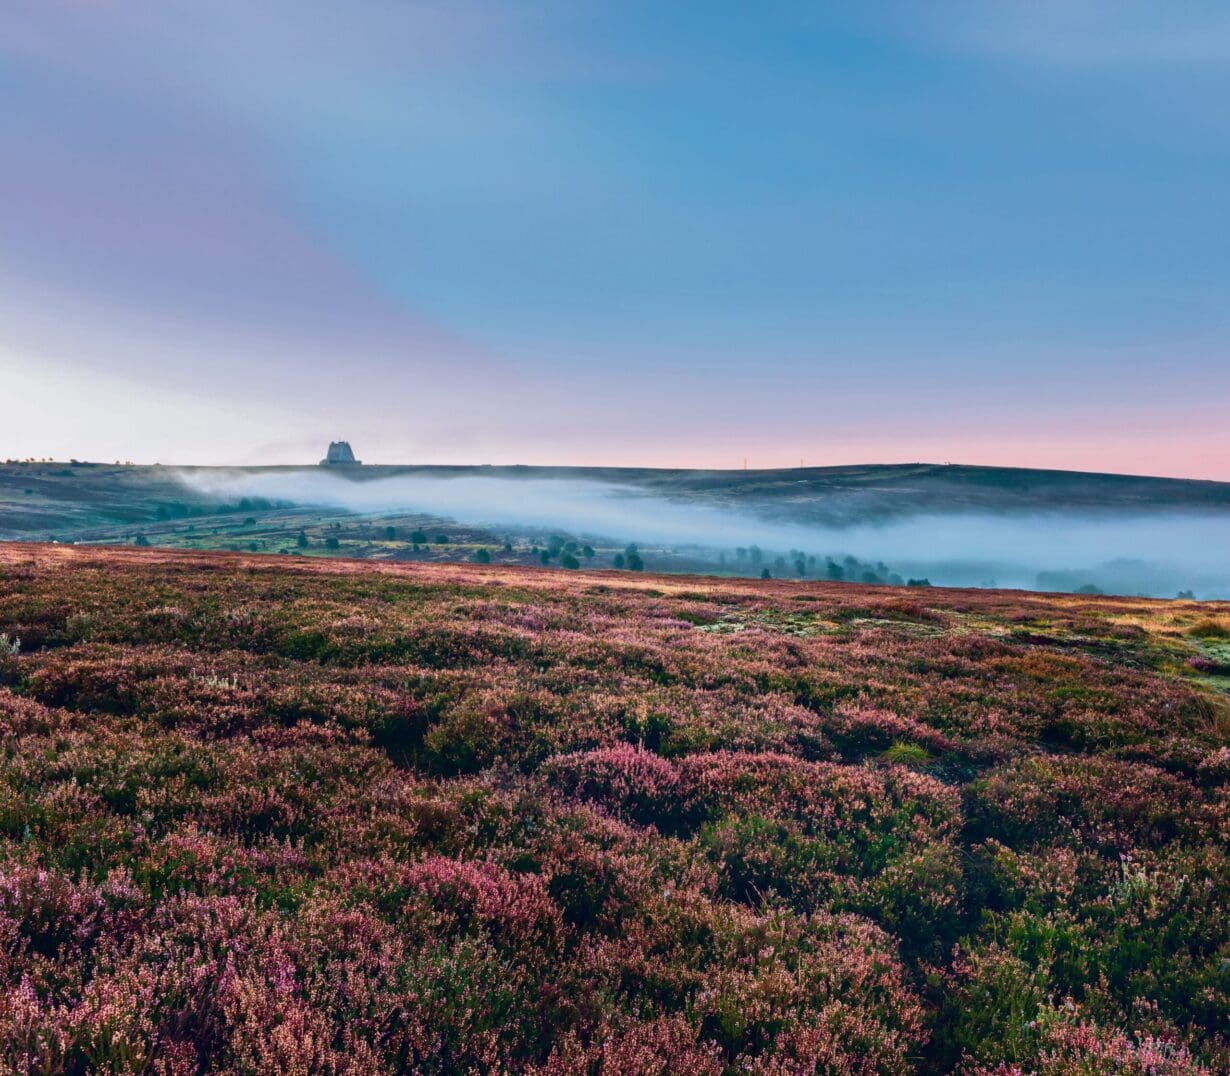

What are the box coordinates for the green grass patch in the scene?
[880,742,932,767]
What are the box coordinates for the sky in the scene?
[1,1,1228,477]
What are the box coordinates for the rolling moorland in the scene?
[0,543,1227,1073]
[4,460,1230,596]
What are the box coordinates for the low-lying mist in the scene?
[177,468,1230,599]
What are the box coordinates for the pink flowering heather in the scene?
[0,543,1226,1072]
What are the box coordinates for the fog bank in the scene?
[176,469,1230,598]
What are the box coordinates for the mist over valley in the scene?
[5,459,1229,599]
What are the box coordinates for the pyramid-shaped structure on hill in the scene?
[320,441,361,465]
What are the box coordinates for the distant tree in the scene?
[735,547,748,562]
[861,571,878,584]
[1177,589,1196,600]
[560,553,580,569]
[582,544,594,558]
[613,553,626,569]
[248,542,259,552]
[539,550,551,566]
[503,540,514,554]
[748,545,763,565]
[385,526,397,540]
[624,544,644,571]
[243,517,256,526]
[296,530,309,549]
[826,559,844,581]
[719,552,726,567]
[794,558,806,577]
[1075,583,1102,595]
[907,578,932,588]
[435,535,448,544]
[774,556,787,572]
[134,534,151,547]
[760,568,771,579]
[475,548,491,564]
[325,536,340,550]
[410,530,428,544]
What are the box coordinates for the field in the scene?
[1,543,1228,1073]
[0,462,754,578]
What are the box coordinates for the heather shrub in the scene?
[534,808,682,932]
[0,865,106,963]
[422,702,510,775]
[824,703,963,759]
[679,752,962,863]
[536,1013,724,1074]
[389,856,563,953]
[965,756,1219,849]
[868,839,966,959]
[955,1000,1216,1074]
[946,842,1230,1070]
[542,743,683,827]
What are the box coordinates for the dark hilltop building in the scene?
[320,441,361,466]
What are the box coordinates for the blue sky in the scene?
[1,1,1228,475]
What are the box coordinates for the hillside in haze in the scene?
[3,460,1230,599]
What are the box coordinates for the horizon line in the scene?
[4,456,1229,487]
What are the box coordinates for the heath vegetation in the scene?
[0,544,1226,1073]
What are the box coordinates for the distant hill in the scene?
[4,460,1229,539]
[3,461,1229,599]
